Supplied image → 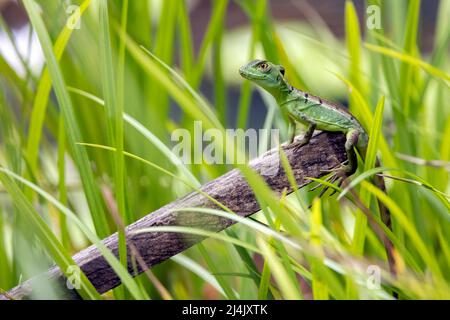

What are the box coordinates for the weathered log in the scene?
[1,132,347,300]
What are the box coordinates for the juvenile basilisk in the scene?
[239,59,396,277]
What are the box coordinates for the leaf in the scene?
[26,0,92,173]
[345,0,364,96]
[0,171,101,300]
[0,167,145,300]
[309,198,329,300]
[257,237,302,300]
[365,43,450,84]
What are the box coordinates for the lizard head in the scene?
[239,59,286,93]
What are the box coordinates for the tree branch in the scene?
[1,132,347,300]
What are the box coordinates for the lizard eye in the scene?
[258,62,269,71]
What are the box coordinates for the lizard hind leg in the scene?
[343,129,360,175]
[309,129,360,198]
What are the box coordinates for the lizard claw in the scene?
[320,161,349,173]
[316,173,343,198]
[325,175,345,197]
[308,167,348,208]
[309,173,337,192]
[307,174,346,209]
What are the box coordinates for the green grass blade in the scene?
[177,1,194,79]
[197,243,238,300]
[23,0,110,238]
[123,34,219,130]
[258,256,272,299]
[25,0,92,174]
[345,0,364,97]
[0,172,101,300]
[98,0,128,299]
[236,0,266,129]
[0,207,12,290]
[334,72,397,168]
[398,0,421,116]
[364,96,385,170]
[57,114,70,249]
[352,96,385,254]
[257,237,302,300]
[134,226,259,255]
[66,86,201,187]
[361,181,444,279]
[171,254,225,297]
[139,46,223,130]
[0,167,145,300]
[212,14,227,125]
[191,0,229,88]
[309,199,329,300]
[238,165,302,236]
[225,228,266,297]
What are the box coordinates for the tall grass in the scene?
[0,0,448,299]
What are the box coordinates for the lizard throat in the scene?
[273,81,293,103]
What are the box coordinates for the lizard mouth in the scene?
[239,69,265,80]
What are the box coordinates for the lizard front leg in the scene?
[288,118,296,144]
[288,110,316,146]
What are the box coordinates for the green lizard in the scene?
[239,59,396,277]
[239,59,368,188]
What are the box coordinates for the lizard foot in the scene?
[309,165,350,198]
[292,139,309,150]
[319,160,349,173]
